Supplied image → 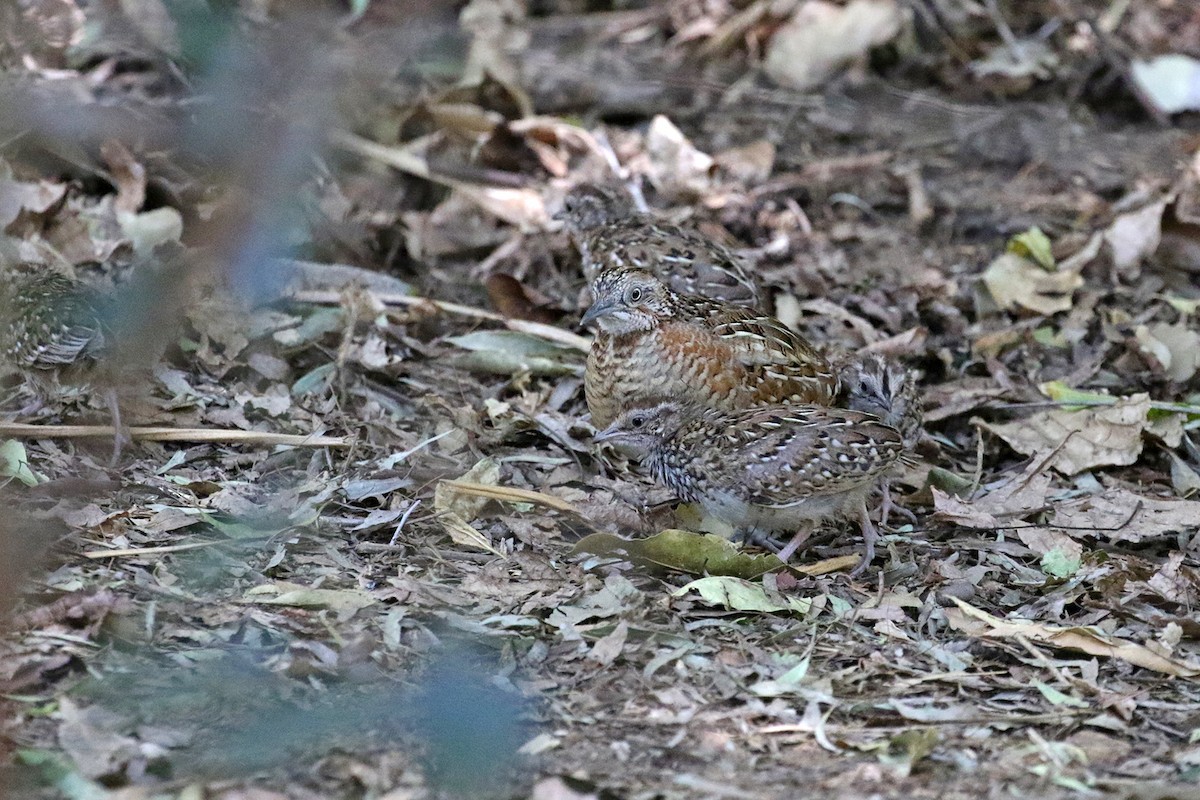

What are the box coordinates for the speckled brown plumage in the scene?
[581,268,839,428]
[595,401,906,574]
[0,264,125,461]
[1,269,107,381]
[836,350,924,525]
[837,351,922,449]
[559,183,763,308]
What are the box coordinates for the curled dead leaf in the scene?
[982,252,1083,315]
[643,115,715,197]
[764,0,905,92]
[673,575,814,614]
[99,139,146,214]
[1134,321,1200,383]
[486,273,564,324]
[435,458,501,520]
[931,459,1052,530]
[977,394,1150,475]
[1048,486,1200,543]
[1105,200,1166,277]
[945,598,1200,678]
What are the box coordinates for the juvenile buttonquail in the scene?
[0,264,127,462]
[558,183,763,308]
[581,268,839,429]
[838,351,922,449]
[837,351,923,525]
[595,402,906,575]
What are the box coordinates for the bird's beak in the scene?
[592,422,621,443]
[579,299,614,329]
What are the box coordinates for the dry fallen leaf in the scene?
[673,576,815,614]
[1105,200,1166,276]
[1135,321,1200,383]
[439,511,503,556]
[56,697,140,780]
[714,140,776,185]
[1048,486,1200,543]
[932,460,1053,529]
[931,488,998,529]
[486,273,564,324]
[99,139,146,214]
[0,176,66,227]
[981,252,1083,314]
[946,598,1200,678]
[446,330,583,377]
[435,458,502,520]
[1167,450,1200,498]
[1130,54,1200,115]
[455,185,549,230]
[764,0,905,91]
[643,115,715,197]
[977,394,1150,475]
[1015,528,1083,568]
[587,620,629,667]
[246,583,377,621]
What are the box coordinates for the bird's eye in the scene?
[628,288,643,303]
[630,414,646,429]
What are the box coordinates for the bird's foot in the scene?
[104,389,129,466]
[877,482,917,528]
[773,523,816,563]
[108,427,131,466]
[849,503,878,578]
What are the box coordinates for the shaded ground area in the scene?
[2,1,1200,798]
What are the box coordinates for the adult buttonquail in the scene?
[558,182,763,308]
[581,268,838,429]
[595,401,906,575]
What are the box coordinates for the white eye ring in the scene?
[628,288,643,303]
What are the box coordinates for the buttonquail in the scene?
[558,183,763,308]
[837,351,923,525]
[581,268,839,429]
[0,264,126,462]
[595,401,906,575]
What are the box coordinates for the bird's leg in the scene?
[9,380,49,417]
[735,526,765,546]
[775,522,815,563]
[878,482,891,528]
[738,527,791,551]
[849,500,878,578]
[105,388,130,465]
[14,395,46,417]
[877,481,917,528]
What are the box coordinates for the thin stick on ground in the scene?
[438,480,584,515]
[0,423,350,447]
[290,289,592,352]
[82,540,228,559]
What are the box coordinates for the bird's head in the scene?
[555,183,628,233]
[580,269,674,334]
[593,402,686,459]
[841,351,922,444]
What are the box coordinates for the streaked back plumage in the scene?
[560,182,763,308]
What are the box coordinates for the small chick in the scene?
[837,351,924,525]
[595,401,906,575]
[582,268,839,429]
[558,182,763,308]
